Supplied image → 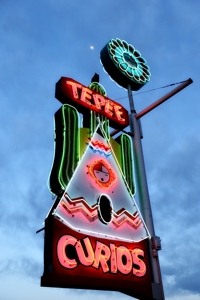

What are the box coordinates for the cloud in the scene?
[167,293,200,300]
[146,133,200,296]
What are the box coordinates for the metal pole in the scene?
[136,78,193,119]
[128,85,165,300]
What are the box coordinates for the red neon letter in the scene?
[92,241,111,273]
[105,100,114,117]
[75,237,94,266]
[80,87,93,105]
[57,235,78,269]
[110,243,117,273]
[93,94,105,110]
[114,105,125,122]
[66,80,82,99]
[132,248,146,277]
[117,246,132,275]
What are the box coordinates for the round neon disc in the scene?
[100,38,151,91]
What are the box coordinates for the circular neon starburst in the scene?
[100,38,151,91]
[109,39,150,83]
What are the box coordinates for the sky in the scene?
[0,0,199,299]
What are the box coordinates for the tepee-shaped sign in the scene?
[53,120,150,243]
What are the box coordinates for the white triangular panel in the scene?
[54,122,150,242]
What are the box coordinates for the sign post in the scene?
[128,84,164,299]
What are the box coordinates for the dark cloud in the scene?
[144,134,200,296]
[176,271,200,294]
[0,258,41,279]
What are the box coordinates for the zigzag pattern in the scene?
[61,194,98,221]
[91,140,111,152]
[112,209,141,228]
[89,140,111,156]
[61,193,141,229]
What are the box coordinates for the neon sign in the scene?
[57,234,146,277]
[41,217,153,299]
[55,77,129,129]
[42,76,153,299]
[100,38,151,91]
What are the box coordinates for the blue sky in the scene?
[0,1,199,299]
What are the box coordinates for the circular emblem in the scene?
[100,38,151,91]
[88,159,116,188]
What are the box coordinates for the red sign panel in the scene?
[41,217,154,299]
[55,77,129,129]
